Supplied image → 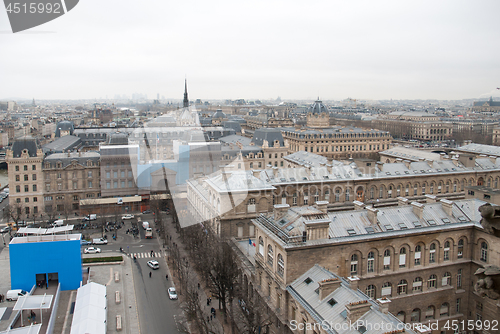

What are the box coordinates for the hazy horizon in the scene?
[1,1,500,101]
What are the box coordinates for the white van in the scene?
[6,289,28,301]
[142,221,150,230]
[52,219,64,227]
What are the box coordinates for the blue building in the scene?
[9,233,83,291]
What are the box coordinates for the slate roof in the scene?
[284,151,343,168]
[456,143,500,157]
[43,151,100,168]
[288,265,417,334]
[11,136,39,157]
[251,128,284,147]
[206,171,275,193]
[308,99,329,114]
[42,135,82,154]
[55,121,75,137]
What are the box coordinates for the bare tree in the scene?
[4,202,26,231]
[232,290,274,334]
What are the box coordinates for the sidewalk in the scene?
[162,217,231,334]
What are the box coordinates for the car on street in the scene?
[0,226,11,233]
[84,247,101,254]
[122,214,134,220]
[81,239,91,246]
[92,238,108,245]
[147,260,160,269]
[168,287,178,300]
[142,210,151,214]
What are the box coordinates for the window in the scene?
[258,237,264,256]
[24,185,29,192]
[114,181,118,188]
[32,174,36,181]
[413,277,423,292]
[383,249,391,270]
[114,171,118,178]
[106,182,111,189]
[414,245,422,265]
[16,198,20,203]
[121,171,125,177]
[106,171,110,178]
[88,181,93,188]
[425,306,435,319]
[456,298,461,314]
[15,175,19,182]
[25,197,29,203]
[33,197,37,202]
[457,269,462,288]
[121,181,125,188]
[444,241,450,261]
[267,245,273,266]
[24,165,27,171]
[480,242,488,262]
[25,207,30,215]
[367,252,374,273]
[428,274,437,288]
[32,185,37,192]
[440,303,449,317]
[429,243,436,263]
[397,280,408,295]
[350,254,358,275]
[365,285,375,299]
[442,272,451,286]
[381,282,392,296]
[88,171,92,178]
[73,195,78,201]
[458,239,464,258]
[411,309,420,322]
[399,247,406,268]
[277,254,284,277]
[128,171,132,178]
[24,175,28,181]
[15,166,19,171]
[128,181,133,188]
[397,311,405,322]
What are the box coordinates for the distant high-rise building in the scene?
[183,79,189,108]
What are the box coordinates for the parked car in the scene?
[121,214,134,220]
[83,214,97,221]
[142,210,151,214]
[0,226,11,234]
[6,289,27,301]
[81,239,91,246]
[92,238,108,245]
[168,287,178,300]
[84,247,101,254]
[147,260,159,270]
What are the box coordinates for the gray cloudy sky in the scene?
[1,0,500,101]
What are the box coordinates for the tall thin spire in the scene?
[183,79,189,108]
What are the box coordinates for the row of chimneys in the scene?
[364,195,454,225]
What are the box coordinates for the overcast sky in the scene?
[1,0,500,101]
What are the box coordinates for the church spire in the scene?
[183,79,189,108]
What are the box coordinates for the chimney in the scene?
[366,207,378,225]
[440,199,453,216]
[411,202,424,219]
[67,151,71,157]
[353,200,364,211]
[346,300,371,323]
[425,194,437,203]
[451,157,459,166]
[425,159,434,168]
[397,197,408,206]
[315,201,328,213]
[252,170,260,178]
[403,160,412,168]
[272,167,279,177]
[489,156,497,164]
[274,204,290,221]
[348,276,360,290]
[318,278,341,300]
[78,151,81,157]
[376,297,391,314]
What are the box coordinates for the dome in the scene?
[308,99,328,115]
[213,109,226,119]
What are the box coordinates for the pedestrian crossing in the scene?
[130,252,163,259]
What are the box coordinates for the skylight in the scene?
[340,309,347,319]
[385,225,394,231]
[304,277,313,284]
[427,220,436,226]
[327,298,337,306]
[442,218,451,224]
[458,216,467,222]
[413,221,422,228]
[346,229,356,235]
[398,223,408,229]
[365,226,375,234]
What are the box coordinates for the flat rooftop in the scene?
[10,233,81,244]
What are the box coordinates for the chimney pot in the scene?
[411,201,424,219]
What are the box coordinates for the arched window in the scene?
[399,247,407,268]
[383,249,391,270]
[428,274,437,288]
[350,254,358,275]
[397,311,405,322]
[480,242,488,262]
[458,239,464,259]
[258,237,264,256]
[412,277,423,292]
[397,280,408,295]
[414,245,422,265]
[411,309,421,322]
[381,282,392,296]
[422,182,426,195]
[248,198,256,205]
[442,272,451,286]
[370,187,375,199]
[425,306,435,319]
[443,241,450,261]
[267,245,273,266]
[367,252,375,273]
[429,243,436,263]
[277,254,284,277]
[365,285,375,299]
[440,303,449,317]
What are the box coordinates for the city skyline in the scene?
[1,1,500,101]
